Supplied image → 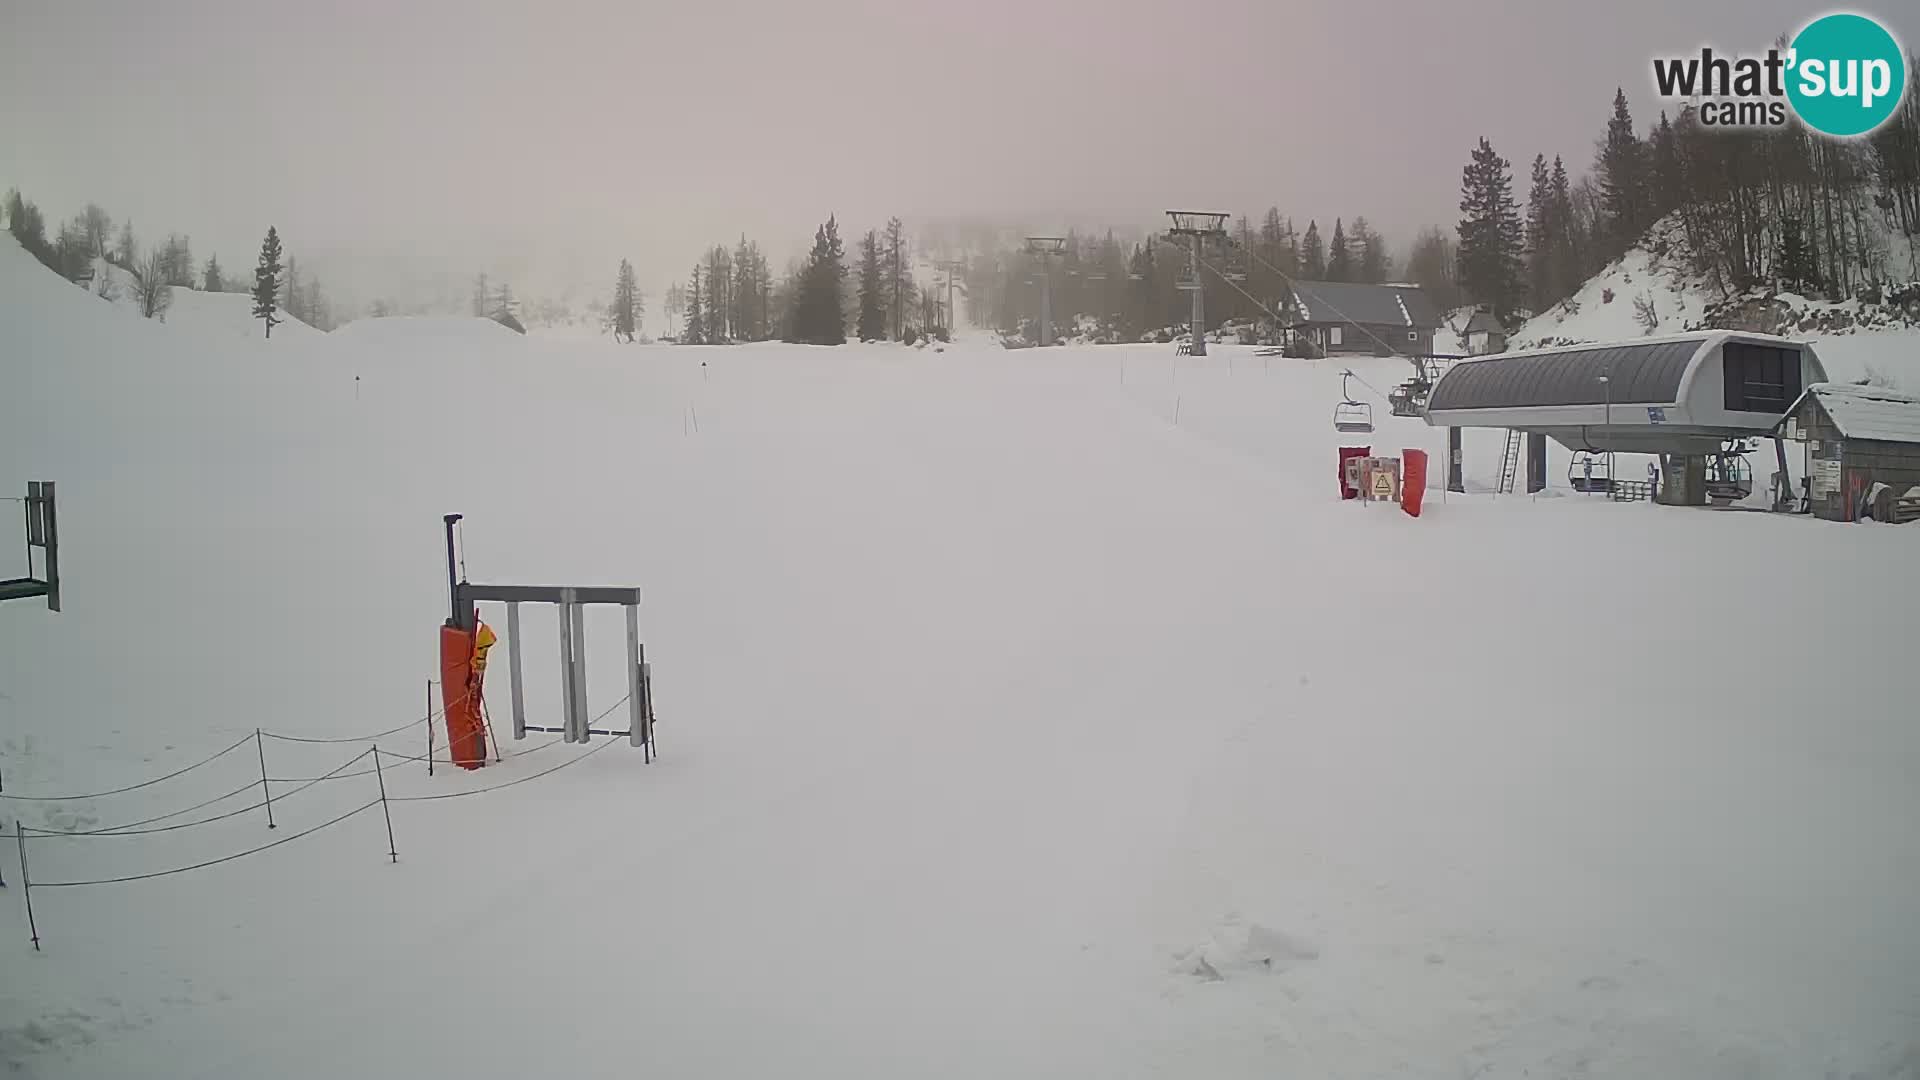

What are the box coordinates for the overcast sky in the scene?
[5,0,1915,304]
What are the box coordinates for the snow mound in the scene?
[161,286,318,342]
[1169,917,1321,982]
[329,315,524,345]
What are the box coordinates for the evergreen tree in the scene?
[252,226,284,338]
[1404,226,1462,312]
[284,257,304,322]
[202,254,224,293]
[491,282,516,320]
[884,216,909,340]
[1327,218,1352,281]
[611,258,640,342]
[1548,156,1583,305]
[1353,217,1388,284]
[1456,137,1526,318]
[686,264,704,344]
[1597,88,1653,249]
[161,234,194,287]
[472,273,490,318]
[787,215,847,345]
[1525,153,1558,311]
[1302,220,1326,278]
[1649,110,1683,223]
[856,229,887,341]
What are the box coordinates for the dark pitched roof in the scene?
[1287,281,1442,329]
[1427,338,1702,410]
[1463,309,1504,334]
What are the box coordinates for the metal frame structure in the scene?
[1165,211,1228,356]
[1024,237,1066,345]
[441,516,654,758]
[0,482,60,612]
[456,583,655,754]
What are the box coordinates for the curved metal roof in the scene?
[1427,339,1703,411]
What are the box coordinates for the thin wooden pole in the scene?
[372,749,398,864]
[17,825,39,951]
[256,729,276,829]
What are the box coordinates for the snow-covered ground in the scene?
[3,235,1919,1079]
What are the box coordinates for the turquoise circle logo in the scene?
[1786,13,1906,137]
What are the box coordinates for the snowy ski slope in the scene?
[2,237,1918,1078]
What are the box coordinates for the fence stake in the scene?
[255,729,276,830]
[425,679,434,777]
[17,825,39,951]
[372,749,398,864]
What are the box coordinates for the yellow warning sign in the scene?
[1370,471,1395,500]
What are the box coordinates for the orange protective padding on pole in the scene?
[439,623,488,770]
[1401,449,1428,517]
[1339,446,1372,500]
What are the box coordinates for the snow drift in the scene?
[2,235,1918,1080]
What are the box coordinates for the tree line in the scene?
[659,214,945,347]
[953,211,1391,344]
[3,187,338,331]
[1447,53,1920,323]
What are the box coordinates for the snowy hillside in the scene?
[3,235,1919,1080]
[1514,212,1920,389]
[72,255,318,341]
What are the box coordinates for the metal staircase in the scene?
[1495,429,1523,495]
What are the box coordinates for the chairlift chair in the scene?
[1569,450,1614,493]
[1334,371,1374,433]
[1705,451,1754,504]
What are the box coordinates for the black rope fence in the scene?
[0,685,478,802]
[387,725,624,803]
[9,702,651,949]
[24,800,383,888]
[0,733,256,802]
[31,751,375,838]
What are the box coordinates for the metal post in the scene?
[442,514,464,628]
[255,729,276,829]
[507,602,526,740]
[625,604,644,748]
[1038,259,1053,346]
[17,825,38,951]
[1447,427,1465,493]
[372,749,397,864]
[569,599,590,742]
[40,482,58,613]
[642,657,655,762]
[557,599,577,743]
[425,679,434,777]
[1527,433,1548,494]
[1188,238,1207,357]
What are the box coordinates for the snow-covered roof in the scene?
[1796,382,1920,444]
[1287,281,1441,329]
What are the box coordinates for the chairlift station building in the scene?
[1422,331,1827,505]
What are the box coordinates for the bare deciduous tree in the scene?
[134,251,173,319]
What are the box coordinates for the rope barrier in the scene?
[28,779,261,836]
[385,734,622,803]
[27,800,384,888]
[260,684,475,745]
[373,732,570,767]
[0,733,256,802]
[385,695,632,803]
[2,684,479,801]
[29,751,375,838]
